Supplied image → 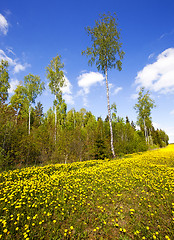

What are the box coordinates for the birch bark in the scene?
[105,66,115,158]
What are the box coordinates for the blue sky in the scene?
[0,0,174,142]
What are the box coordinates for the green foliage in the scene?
[24,73,45,105]
[0,60,10,103]
[82,12,125,73]
[134,87,156,133]
[111,102,117,121]
[46,54,65,103]
[82,12,125,158]
[32,102,44,127]
[10,84,29,119]
[0,58,169,171]
[151,127,169,147]
[0,104,17,170]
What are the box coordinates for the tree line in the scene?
[0,57,168,171]
[0,13,169,171]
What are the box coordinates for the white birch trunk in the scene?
[65,154,67,164]
[143,117,148,143]
[105,66,116,158]
[55,94,57,142]
[29,106,31,135]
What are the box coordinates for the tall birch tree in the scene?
[82,13,124,157]
[134,87,156,143]
[10,84,29,123]
[0,60,10,104]
[24,74,45,135]
[46,55,65,142]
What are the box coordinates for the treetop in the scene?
[82,12,125,74]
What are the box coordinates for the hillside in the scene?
[0,145,174,239]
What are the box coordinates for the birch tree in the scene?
[82,13,124,157]
[46,55,65,142]
[10,84,29,123]
[0,60,10,104]
[134,87,156,143]
[24,74,45,135]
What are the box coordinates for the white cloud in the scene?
[148,53,155,59]
[108,83,114,89]
[8,79,19,94]
[14,64,25,73]
[61,76,72,94]
[77,71,104,94]
[61,76,74,105]
[4,10,11,16]
[170,109,174,115]
[14,63,30,73]
[163,126,174,143]
[63,94,74,105]
[159,29,174,40]
[130,93,139,100]
[77,71,104,106]
[76,90,88,107]
[152,122,174,143]
[0,14,8,35]
[113,87,122,95]
[152,122,161,130]
[6,47,15,56]
[0,49,14,64]
[135,48,174,94]
[0,49,30,74]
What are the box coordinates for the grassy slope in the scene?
[0,145,174,240]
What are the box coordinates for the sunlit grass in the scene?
[0,145,174,239]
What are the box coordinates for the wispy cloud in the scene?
[113,87,122,95]
[0,13,8,35]
[148,53,155,60]
[4,10,11,16]
[170,109,174,115]
[159,29,174,40]
[135,48,174,94]
[130,93,139,100]
[6,47,16,56]
[0,49,14,64]
[0,49,30,74]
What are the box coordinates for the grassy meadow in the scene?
[0,145,174,240]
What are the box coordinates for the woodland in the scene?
[0,13,169,171]
[0,59,169,171]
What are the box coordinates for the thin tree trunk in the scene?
[29,106,31,135]
[143,117,148,143]
[105,66,116,158]
[55,95,57,142]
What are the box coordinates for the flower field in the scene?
[0,145,174,239]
